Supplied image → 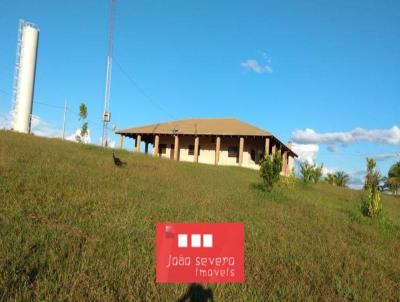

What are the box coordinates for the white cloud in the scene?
[292,126,400,146]
[0,111,64,138]
[291,142,365,189]
[261,52,272,64]
[31,115,63,138]
[347,170,366,190]
[326,144,338,152]
[0,111,12,129]
[321,165,336,176]
[241,52,273,74]
[1,110,93,146]
[291,142,319,163]
[67,128,91,144]
[320,166,365,189]
[98,136,115,148]
[291,126,400,189]
[370,152,400,161]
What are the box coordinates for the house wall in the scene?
[156,135,295,172]
[288,155,294,174]
[157,136,174,159]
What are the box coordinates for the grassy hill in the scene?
[0,131,399,301]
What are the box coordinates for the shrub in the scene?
[325,173,334,185]
[259,152,282,191]
[299,161,314,183]
[299,162,323,184]
[361,189,381,218]
[280,168,296,189]
[362,158,382,217]
[333,171,350,187]
[311,164,323,184]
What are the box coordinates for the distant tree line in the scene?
[382,161,400,195]
[258,154,399,219]
[298,162,349,187]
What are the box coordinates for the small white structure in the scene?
[12,20,40,134]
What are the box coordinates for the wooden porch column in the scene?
[271,143,277,156]
[282,150,288,175]
[119,134,124,149]
[136,135,141,152]
[145,142,149,154]
[194,136,199,163]
[153,135,159,157]
[238,137,244,166]
[215,136,221,165]
[264,137,270,158]
[173,135,179,160]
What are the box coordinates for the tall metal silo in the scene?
[12,20,40,134]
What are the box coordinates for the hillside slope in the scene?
[0,131,399,301]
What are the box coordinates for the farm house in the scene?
[116,118,297,175]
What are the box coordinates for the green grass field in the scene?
[1,131,399,301]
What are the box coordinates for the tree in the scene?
[311,164,323,184]
[299,161,323,184]
[325,173,334,185]
[79,103,88,120]
[299,161,314,184]
[333,171,349,187]
[80,122,88,138]
[364,158,381,190]
[259,152,282,192]
[386,161,400,195]
[385,177,399,195]
[361,158,382,217]
[76,103,89,143]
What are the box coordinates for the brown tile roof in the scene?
[117,118,271,136]
[116,118,297,156]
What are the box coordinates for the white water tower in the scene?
[12,20,39,134]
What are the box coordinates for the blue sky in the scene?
[0,0,399,187]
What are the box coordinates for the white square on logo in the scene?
[178,234,187,248]
[191,234,201,248]
[203,234,213,248]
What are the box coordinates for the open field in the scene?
[0,130,399,301]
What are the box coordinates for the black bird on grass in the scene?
[112,151,126,167]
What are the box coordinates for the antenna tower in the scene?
[102,0,117,146]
